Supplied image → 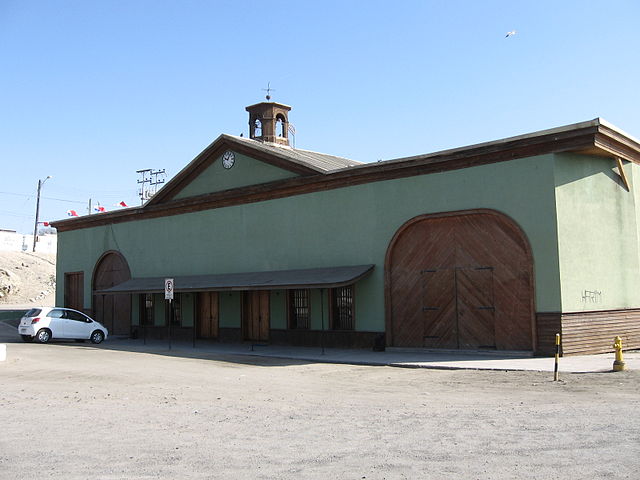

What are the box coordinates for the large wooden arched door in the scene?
[385,210,535,351]
[92,251,132,336]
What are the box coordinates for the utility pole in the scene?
[137,168,166,204]
[32,176,52,252]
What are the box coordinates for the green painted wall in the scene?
[173,151,298,200]
[310,289,329,330]
[270,290,287,329]
[554,154,640,312]
[56,153,563,330]
[219,292,241,328]
[633,163,640,280]
[145,293,195,327]
[153,294,164,326]
[181,293,194,327]
[131,295,140,326]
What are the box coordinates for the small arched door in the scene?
[385,210,535,351]
[92,251,131,336]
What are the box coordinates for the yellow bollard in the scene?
[613,336,625,372]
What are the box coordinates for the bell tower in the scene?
[245,101,292,146]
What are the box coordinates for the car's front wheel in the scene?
[36,329,51,344]
[20,335,33,342]
[90,330,105,344]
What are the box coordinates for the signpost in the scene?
[165,278,174,301]
[165,279,174,350]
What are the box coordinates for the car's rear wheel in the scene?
[90,330,104,344]
[20,335,33,342]
[36,329,51,344]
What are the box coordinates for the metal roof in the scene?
[96,264,375,294]
[52,117,640,233]
[227,135,363,172]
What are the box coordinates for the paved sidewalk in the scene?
[103,338,640,373]
[2,319,637,373]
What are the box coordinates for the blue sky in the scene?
[1,0,639,233]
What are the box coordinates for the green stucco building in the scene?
[52,101,640,355]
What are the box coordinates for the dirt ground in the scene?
[1,330,639,480]
[0,251,56,306]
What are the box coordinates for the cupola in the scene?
[245,101,292,146]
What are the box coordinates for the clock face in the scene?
[222,150,235,169]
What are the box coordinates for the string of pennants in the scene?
[36,201,130,227]
[66,201,129,217]
[44,201,130,223]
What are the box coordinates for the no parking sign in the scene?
[165,278,174,301]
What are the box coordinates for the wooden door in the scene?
[387,210,534,351]
[422,269,457,348]
[422,267,495,349]
[198,292,219,339]
[102,295,114,331]
[64,272,84,312]
[92,252,131,336]
[456,267,495,349]
[242,291,270,342]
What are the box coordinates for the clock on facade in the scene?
[222,150,235,169]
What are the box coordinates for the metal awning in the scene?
[96,264,375,294]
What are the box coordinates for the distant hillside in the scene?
[0,251,56,307]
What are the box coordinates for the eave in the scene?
[51,118,640,233]
[146,134,325,206]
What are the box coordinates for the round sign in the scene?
[165,278,174,299]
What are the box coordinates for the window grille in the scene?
[170,294,182,326]
[142,293,154,326]
[331,285,354,330]
[289,289,310,329]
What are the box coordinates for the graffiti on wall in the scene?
[581,290,602,304]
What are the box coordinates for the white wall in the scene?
[0,230,57,254]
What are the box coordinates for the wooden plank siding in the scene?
[537,310,640,355]
[64,272,84,312]
[535,312,562,355]
[560,310,640,355]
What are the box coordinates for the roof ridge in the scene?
[224,134,362,170]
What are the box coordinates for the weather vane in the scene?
[262,82,275,101]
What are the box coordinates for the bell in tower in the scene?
[245,101,292,146]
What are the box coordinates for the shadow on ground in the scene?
[5,317,633,373]
[0,318,324,367]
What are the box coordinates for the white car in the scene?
[18,307,108,344]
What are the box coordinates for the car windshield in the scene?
[25,308,42,317]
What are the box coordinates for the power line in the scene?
[0,191,33,198]
[0,191,92,205]
[0,210,32,218]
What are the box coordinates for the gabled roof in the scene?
[145,134,361,206]
[52,118,640,232]
[228,135,362,172]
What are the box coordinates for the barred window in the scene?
[141,294,154,326]
[331,285,354,330]
[289,289,310,329]
[169,293,182,327]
